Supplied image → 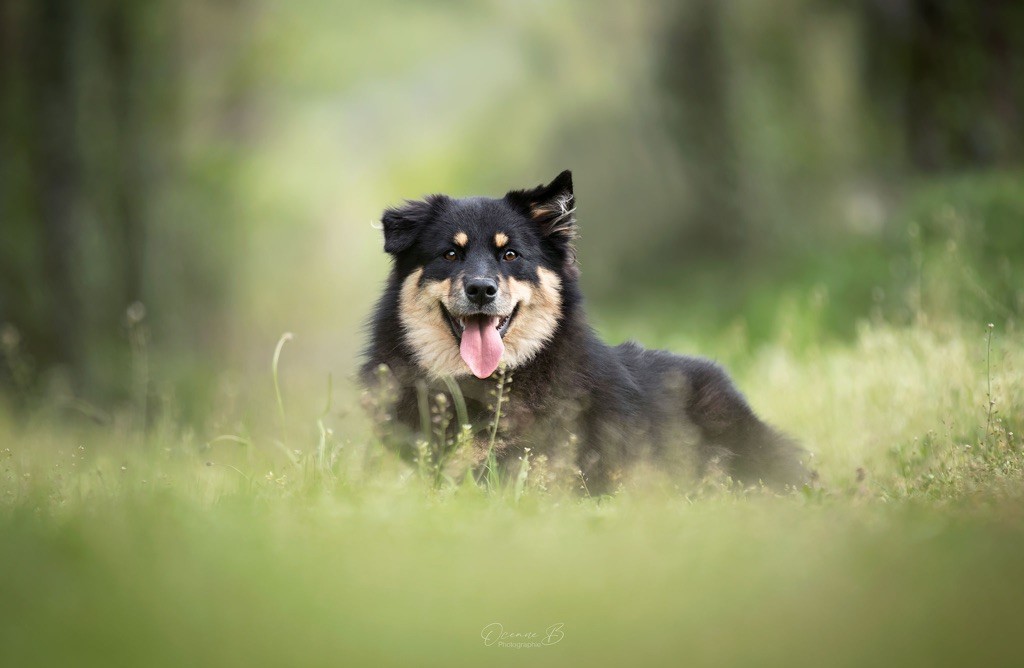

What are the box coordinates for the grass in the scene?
[2,173,1023,666]
[1,313,1022,667]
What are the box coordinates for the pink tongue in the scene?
[459,315,504,379]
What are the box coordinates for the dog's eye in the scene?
[443,250,458,261]
[502,250,518,262]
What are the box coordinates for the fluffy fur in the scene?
[361,171,807,492]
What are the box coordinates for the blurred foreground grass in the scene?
[1,314,1021,667]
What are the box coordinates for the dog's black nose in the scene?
[465,277,498,306]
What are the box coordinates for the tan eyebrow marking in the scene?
[494,232,509,248]
[453,232,468,247]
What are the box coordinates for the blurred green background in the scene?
[2,0,1023,421]
[4,4,1024,667]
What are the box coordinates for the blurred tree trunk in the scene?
[33,1,82,378]
[0,0,84,386]
[105,2,147,311]
[0,0,180,401]
[658,0,748,256]
[864,0,1024,172]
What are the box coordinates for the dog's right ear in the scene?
[380,195,446,255]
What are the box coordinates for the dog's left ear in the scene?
[504,170,576,244]
[380,195,446,255]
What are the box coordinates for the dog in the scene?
[361,171,807,492]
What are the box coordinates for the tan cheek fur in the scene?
[399,266,563,378]
[398,268,468,378]
[502,267,562,369]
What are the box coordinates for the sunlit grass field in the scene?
[2,312,1022,667]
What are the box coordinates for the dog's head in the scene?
[380,170,577,379]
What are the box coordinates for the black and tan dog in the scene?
[361,171,806,492]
